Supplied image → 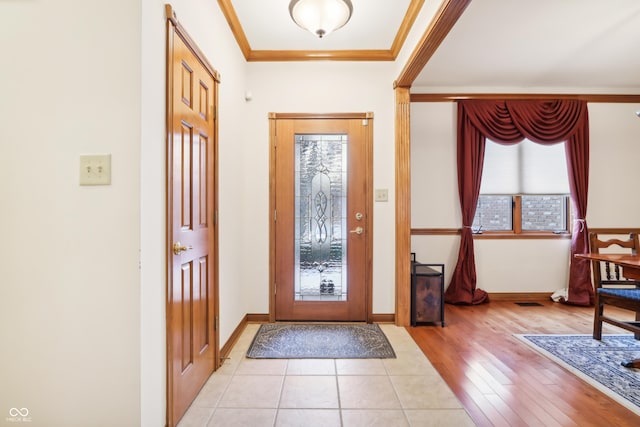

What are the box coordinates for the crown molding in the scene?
[217,0,251,58]
[395,0,472,88]
[248,49,394,62]
[390,0,425,58]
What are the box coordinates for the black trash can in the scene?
[411,253,445,327]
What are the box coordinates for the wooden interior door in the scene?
[166,8,219,427]
[271,115,373,321]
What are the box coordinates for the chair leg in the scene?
[593,301,604,340]
[635,311,640,340]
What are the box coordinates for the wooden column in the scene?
[392,0,472,326]
[395,86,411,326]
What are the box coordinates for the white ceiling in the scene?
[413,0,640,92]
[228,0,640,93]
[232,0,412,51]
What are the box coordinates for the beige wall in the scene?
[1,0,142,425]
[410,102,640,294]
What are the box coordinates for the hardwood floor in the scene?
[406,300,640,427]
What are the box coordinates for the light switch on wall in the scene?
[375,188,388,202]
[79,154,111,185]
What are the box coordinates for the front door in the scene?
[166,9,219,427]
[271,114,373,321]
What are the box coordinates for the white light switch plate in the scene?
[375,188,388,202]
[79,154,111,185]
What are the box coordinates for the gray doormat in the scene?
[246,323,396,359]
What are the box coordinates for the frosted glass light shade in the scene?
[289,0,353,38]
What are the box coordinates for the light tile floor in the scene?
[177,324,476,427]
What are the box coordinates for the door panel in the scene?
[273,117,373,321]
[166,16,219,427]
[179,262,193,372]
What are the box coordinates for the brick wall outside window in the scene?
[521,195,566,231]
[473,195,568,233]
[473,195,511,231]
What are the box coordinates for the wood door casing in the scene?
[166,7,219,427]
[270,114,373,322]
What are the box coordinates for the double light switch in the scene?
[79,154,111,186]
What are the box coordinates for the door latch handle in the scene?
[349,227,364,235]
[173,242,193,255]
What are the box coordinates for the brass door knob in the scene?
[173,242,193,255]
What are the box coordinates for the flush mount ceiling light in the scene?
[289,0,353,39]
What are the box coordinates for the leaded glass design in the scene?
[295,134,347,301]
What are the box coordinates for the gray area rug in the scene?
[247,323,396,359]
[517,334,640,415]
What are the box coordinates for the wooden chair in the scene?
[589,230,640,340]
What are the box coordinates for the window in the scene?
[472,139,571,236]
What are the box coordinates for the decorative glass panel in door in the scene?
[295,134,348,301]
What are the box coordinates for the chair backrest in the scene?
[589,229,640,288]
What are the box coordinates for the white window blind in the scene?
[480,139,570,194]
